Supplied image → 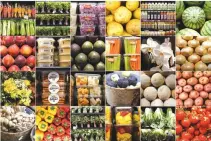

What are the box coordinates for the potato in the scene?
[194,84,204,92]
[200,91,208,98]
[184,98,193,108]
[199,76,209,85]
[183,85,193,93]
[140,74,151,89]
[189,90,199,99]
[179,92,188,100]
[194,97,203,106]
[176,86,183,94]
[204,83,211,92]
[187,77,198,86]
[151,99,164,107]
[157,85,171,100]
[203,71,211,77]
[151,73,165,87]
[205,100,211,106]
[194,71,203,78]
[176,71,182,79]
[164,98,175,107]
[143,87,157,101]
[178,78,187,87]
[182,72,193,79]
[140,98,151,106]
[165,74,176,89]
[176,99,183,107]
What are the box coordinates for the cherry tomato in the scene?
[181,118,191,128]
[176,124,183,135]
[176,109,186,121]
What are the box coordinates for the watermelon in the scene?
[184,1,204,6]
[177,28,200,36]
[182,6,206,29]
[203,1,211,20]
[200,20,211,36]
[176,1,185,20]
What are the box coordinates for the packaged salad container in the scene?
[37,54,54,62]
[80,25,95,36]
[115,125,132,141]
[79,14,96,25]
[58,38,71,48]
[79,3,97,14]
[124,37,141,54]
[37,38,55,48]
[77,87,89,98]
[115,107,132,125]
[58,47,70,55]
[89,96,102,106]
[37,47,54,55]
[106,54,121,71]
[75,73,88,86]
[124,54,141,71]
[37,60,53,67]
[59,60,70,67]
[88,74,101,86]
[59,54,71,61]
[106,37,121,54]
[75,73,100,87]
[78,96,89,106]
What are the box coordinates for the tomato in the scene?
[199,134,207,141]
[179,139,189,141]
[196,123,201,128]
[197,108,206,114]
[208,124,211,130]
[176,124,183,135]
[206,112,211,119]
[53,117,61,126]
[57,109,66,118]
[56,126,65,136]
[187,126,195,134]
[62,135,70,141]
[192,136,199,141]
[181,118,191,128]
[53,136,62,141]
[191,106,198,112]
[200,116,210,127]
[176,109,186,121]
[47,124,56,134]
[181,132,192,140]
[199,127,207,134]
[61,119,70,129]
[44,132,53,141]
[206,106,211,112]
[189,115,199,124]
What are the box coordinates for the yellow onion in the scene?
[188,39,200,48]
[181,62,194,71]
[176,64,181,70]
[195,61,208,71]
[201,54,211,63]
[196,36,208,43]
[176,37,187,48]
[176,46,181,55]
[188,54,201,63]
[181,47,194,57]
[182,35,193,41]
[195,46,207,56]
[208,64,211,70]
[176,54,187,65]
[208,48,211,54]
[202,40,211,49]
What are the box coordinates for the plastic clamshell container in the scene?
[79,3,97,14]
[70,14,77,26]
[70,26,77,36]
[106,124,112,141]
[76,85,102,97]
[124,37,141,54]
[115,125,132,141]
[71,3,77,15]
[98,15,105,25]
[37,54,54,62]
[106,54,121,71]
[77,87,89,98]
[88,74,101,86]
[99,25,105,36]
[124,54,141,71]
[79,14,96,25]
[59,61,70,67]
[42,82,67,88]
[37,38,55,47]
[58,47,70,55]
[38,47,54,55]
[59,54,70,61]
[37,60,53,67]
[80,25,95,36]
[106,37,121,54]
[58,38,71,48]
[115,107,132,125]
[42,91,66,99]
[78,97,89,106]
[97,3,105,14]
[42,71,66,83]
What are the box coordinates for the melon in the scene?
[200,20,211,36]
[176,1,185,20]
[182,6,206,29]
[185,1,204,6]
[203,1,211,20]
[177,28,200,36]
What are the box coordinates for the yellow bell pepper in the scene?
[44,113,54,124]
[36,115,41,126]
[35,130,44,141]
[37,108,47,119]
[36,106,42,113]
[38,121,48,132]
[47,106,58,115]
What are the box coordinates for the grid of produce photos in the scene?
[1,0,211,141]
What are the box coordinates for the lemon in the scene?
[107,22,123,36]
[114,6,132,24]
[133,8,140,19]
[106,9,110,16]
[106,15,114,23]
[110,10,116,15]
[126,19,140,35]
[122,30,132,36]
[106,1,121,11]
[126,1,139,11]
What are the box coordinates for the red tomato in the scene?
[187,126,195,134]
[181,118,191,128]
[176,124,183,135]
[194,130,199,136]
[192,136,199,141]
[206,112,211,119]
[200,116,210,127]
[189,115,199,124]
[176,109,186,121]
[197,123,201,128]
[181,132,192,140]
[197,108,206,114]
[199,127,207,134]
[206,106,211,112]
[208,124,211,130]
[199,134,207,141]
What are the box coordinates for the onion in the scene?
[176,37,187,48]
[188,54,201,63]
[201,54,211,63]
[208,64,211,70]
[181,47,194,57]
[196,36,208,43]
[176,55,187,65]
[208,48,211,54]
[195,46,207,56]
[182,36,193,41]
[202,40,211,49]
[181,62,194,71]
[176,46,180,55]
[188,39,200,48]
[195,61,208,71]
[176,64,181,70]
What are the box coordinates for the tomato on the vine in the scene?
[194,130,199,136]
[176,109,186,121]
[187,126,195,134]
[189,114,199,124]
[200,116,210,127]
[181,118,191,128]
[181,132,192,140]
[176,124,183,135]
[197,108,206,114]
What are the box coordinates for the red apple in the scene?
[15,36,26,46]
[21,66,32,71]
[2,54,14,67]
[8,65,20,72]
[15,55,26,67]
[32,47,36,55]
[20,45,32,57]
[26,36,35,47]
[3,36,15,46]
[26,55,35,68]
[8,44,20,57]
[0,66,7,71]
[0,45,8,57]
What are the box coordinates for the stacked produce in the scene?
[106,1,140,36]
[0,106,35,141]
[176,71,211,107]
[1,72,35,106]
[176,1,211,36]
[106,106,140,141]
[36,2,70,36]
[73,73,103,106]
[141,107,175,141]
[70,75,74,105]
[0,36,35,71]
[70,2,105,36]
[176,107,211,140]
[141,37,175,71]
[176,36,211,71]
[106,71,140,106]
[140,72,175,107]
[72,129,105,141]
[35,106,70,141]
[71,37,105,71]
[106,37,141,71]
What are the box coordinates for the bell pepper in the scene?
[37,108,47,119]
[38,121,48,132]
[53,117,61,126]
[62,135,70,141]
[47,124,56,135]
[44,132,53,141]
[44,113,54,124]
[57,108,66,118]
[36,115,41,126]
[60,106,70,113]
[65,128,70,135]
[56,126,65,136]
[53,136,62,141]
[35,129,44,141]
[61,119,70,129]
[48,106,58,116]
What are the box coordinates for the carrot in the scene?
[3,4,8,18]
[7,4,12,18]
[136,39,140,54]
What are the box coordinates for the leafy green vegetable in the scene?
[142,108,153,127]
[166,108,176,129]
[151,108,165,129]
